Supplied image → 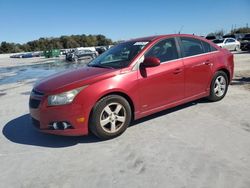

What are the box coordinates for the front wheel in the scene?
[207,71,228,102]
[89,95,132,139]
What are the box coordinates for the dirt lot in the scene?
[0,52,250,188]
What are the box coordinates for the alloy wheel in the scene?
[214,76,226,97]
[99,102,126,133]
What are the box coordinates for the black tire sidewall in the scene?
[235,45,240,51]
[90,95,131,139]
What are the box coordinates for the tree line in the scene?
[1,26,250,54]
[207,26,250,37]
[0,34,113,54]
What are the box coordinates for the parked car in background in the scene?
[10,52,42,58]
[213,38,240,51]
[66,49,97,61]
[205,35,222,41]
[10,53,24,58]
[29,34,234,139]
[223,33,245,41]
[240,34,250,51]
[60,49,67,55]
[95,46,107,55]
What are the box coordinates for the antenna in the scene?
[178,25,184,34]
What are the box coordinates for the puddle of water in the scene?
[0,60,89,86]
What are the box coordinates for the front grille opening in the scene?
[32,89,44,96]
[29,98,41,108]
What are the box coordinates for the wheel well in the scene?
[217,68,230,82]
[89,92,135,126]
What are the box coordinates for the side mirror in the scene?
[141,57,160,68]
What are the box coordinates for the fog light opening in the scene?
[50,122,72,130]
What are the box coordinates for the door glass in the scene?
[145,38,179,63]
[202,41,211,53]
[180,37,205,57]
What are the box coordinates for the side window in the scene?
[145,38,179,63]
[202,41,211,53]
[210,45,218,52]
[202,41,218,53]
[180,37,205,57]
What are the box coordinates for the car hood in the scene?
[34,66,119,94]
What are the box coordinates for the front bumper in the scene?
[29,95,89,136]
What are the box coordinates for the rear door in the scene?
[178,37,214,98]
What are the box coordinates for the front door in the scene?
[138,38,184,113]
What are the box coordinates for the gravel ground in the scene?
[0,52,250,188]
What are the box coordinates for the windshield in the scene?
[213,39,224,44]
[88,41,149,69]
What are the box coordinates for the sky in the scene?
[0,0,249,44]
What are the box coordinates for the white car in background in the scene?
[213,38,240,51]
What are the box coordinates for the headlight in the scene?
[48,86,87,106]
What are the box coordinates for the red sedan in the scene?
[29,34,234,139]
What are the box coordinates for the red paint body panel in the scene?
[183,52,215,97]
[138,59,184,111]
[29,34,234,136]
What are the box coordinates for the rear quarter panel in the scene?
[212,49,234,82]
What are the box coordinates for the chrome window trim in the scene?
[134,50,219,69]
[178,50,219,60]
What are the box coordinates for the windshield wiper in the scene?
[87,64,115,69]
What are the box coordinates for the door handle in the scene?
[173,68,183,74]
[204,60,211,65]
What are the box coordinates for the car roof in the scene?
[224,37,235,40]
[128,34,207,42]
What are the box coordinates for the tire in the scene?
[89,95,132,139]
[235,45,240,51]
[207,71,229,102]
